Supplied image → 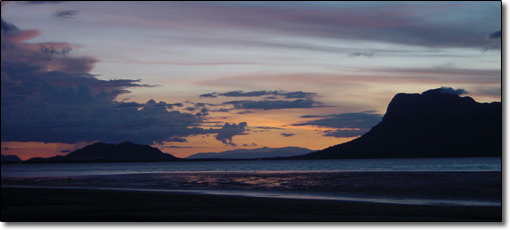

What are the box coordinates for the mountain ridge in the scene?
[186,146,314,159]
[1,154,22,163]
[293,88,502,159]
[25,141,181,163]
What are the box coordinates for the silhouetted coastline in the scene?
[294,88,502,159]
[8,88,501,164]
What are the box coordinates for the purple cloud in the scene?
[0,18,227,145]
[215,122,248,146]
[171,2,500,49]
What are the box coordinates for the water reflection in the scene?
[2,171,501,207]
[1,158,502,178]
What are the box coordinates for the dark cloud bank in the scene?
[1,17,249,145]
[201,90,325,111]
[293,111,383,138]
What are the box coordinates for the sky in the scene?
[0,1,501,160]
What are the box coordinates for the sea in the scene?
[1,157,502,207]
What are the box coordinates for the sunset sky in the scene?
[1,1,501,160]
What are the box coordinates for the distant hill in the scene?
[25,142,180,163]
[293,88,502,159]
[186,146,314,159]
[1,155,22,163]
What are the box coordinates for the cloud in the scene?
[422,87,468,96]
[215,122,248,146]
[219,90,271,97]
[161,146,198,149]
[175,2,500,49]
[348,51,374,57]
[200,67,501,90]
[60,149,71,153]
[2,18,98,73]
[207,90,317,99]
[117,101,144,109]
[484,30,501,50]
[1,95,211,144]
[236,110,253,114]
[322,129,371,138]
[1,18,19,32]
[167,136,188,142]
[489,30,501,39]
[22,1,66,4]
[255,126,285,130]
[199,92,217,98]
[280,133,295,137]
[223,99,322,110]
[439,87,468,95]
[299,115,327,118]
[293,111,383,138]
[280,91,317,99]
[473,86,501,97]
[53,10,79,20]
[1,17,225,145]
[167,103,183,109]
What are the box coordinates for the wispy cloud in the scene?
[222,99,323,110]
[198,67,501,89]
[293,111,383,138]
[280,133,295,137]
[199,92,217,98]
[162,2,500,49]
[201,90,317,99]
[22,1,66,4]
[53,10,78,20]
[484,30,501,51]
[255,126,285,130]
[348,51,374,57]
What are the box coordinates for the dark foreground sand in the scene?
[1,187,502,222]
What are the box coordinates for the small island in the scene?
[24,142,180,163]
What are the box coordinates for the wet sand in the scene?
[0,187,502,222]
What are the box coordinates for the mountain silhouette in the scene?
[1,154,22,163]
[25,142,180,163]
[186,146,314,159]
[294,88,502,159]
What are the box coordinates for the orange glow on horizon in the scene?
[1,141,94,161]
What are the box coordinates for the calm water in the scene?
[1,158,502,206]
[0,157,501,178]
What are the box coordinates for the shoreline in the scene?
[1,184,502,207]
[1,187,502,222]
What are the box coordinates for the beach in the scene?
[1,187,502,222]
